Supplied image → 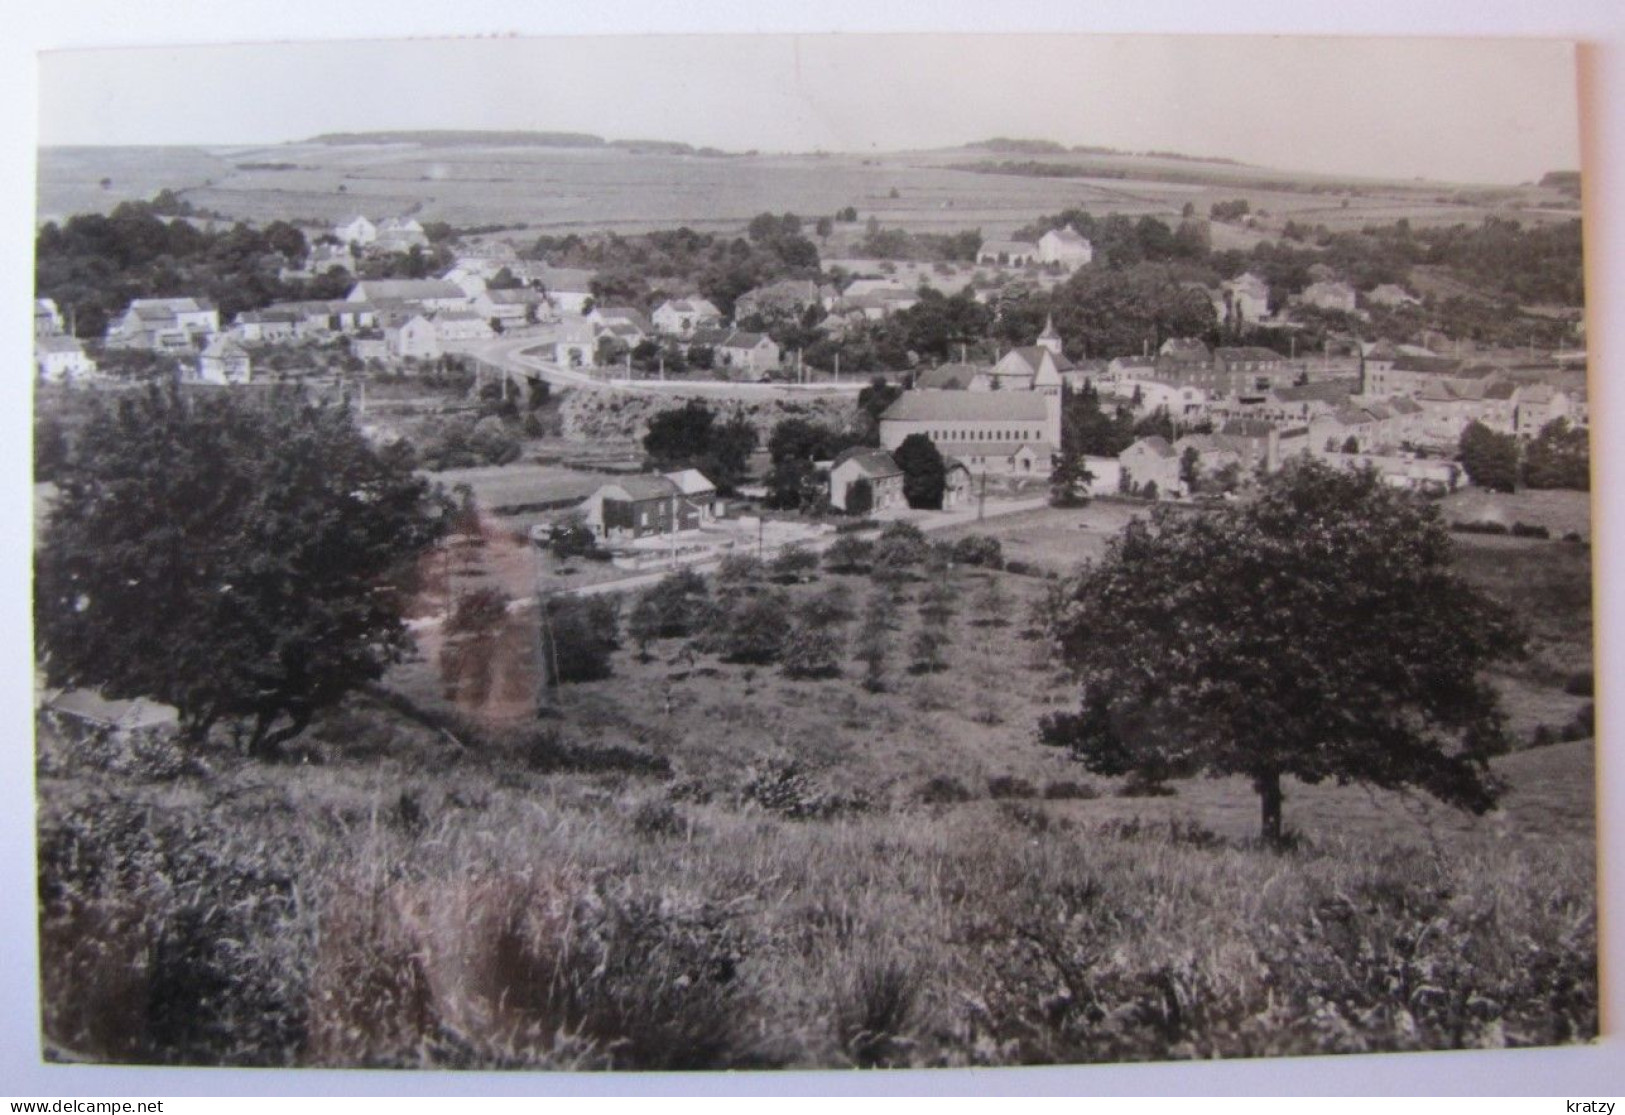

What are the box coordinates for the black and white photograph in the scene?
[13,12,1617,1091]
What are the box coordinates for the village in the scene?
[33,198,1591,606]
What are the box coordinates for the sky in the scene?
[36,33,1581,185]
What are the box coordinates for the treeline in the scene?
[524,212,822,318]
[1457,419,1590,493]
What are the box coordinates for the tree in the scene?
[1522,418,1590,491]
[871,520,930,580]
[824,534,874,574]
[1040,460,1522,845]
[854,590,893,692]
[540,595,619,685]
[1458,420,1521,493]
[35,387,448,758]
[642,399,759,492]
[894,433,947,510]
[845,478,874,517]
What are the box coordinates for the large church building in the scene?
[877,318,1065,475]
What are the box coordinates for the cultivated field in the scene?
[36,142,1576,242]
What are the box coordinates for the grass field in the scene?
[36,142,1576,241]
[34,525,1598,1069]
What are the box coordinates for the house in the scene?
[346,279,468,314]
[733,279,831,321]
[532,267,598,316]
[384,314,442,360]
[652,297,723,337]
[1512,384,1577,438]
[374,217,429,253]
[579,473,713,541]
[717,332,781,374]
[195,335,253,385]
[550,318,598,368]
[1221,273,1271,324]
[590,306,653,342]
[430,310,496,343]
[879,390,1061,475]
[1298,280,1358,314]
[1213,346,1298,396]
[1038,225,1094,268]
[35,298,64,337]
[663,469,720,519]
[976,238,1038,266]
[1171,433,1246,490]
[229,309,301,343]
[334,215,378,247]
[828,448,906,512]
[1117,437,1182,497]
[105,297,219,351]
[473,287,549,327]
[35,335,97,384]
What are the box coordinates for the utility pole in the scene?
[977,469,987,522]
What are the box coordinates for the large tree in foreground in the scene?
[1040,459,1522,845]
[35,387,449,758]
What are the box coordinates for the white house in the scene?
[717,331,781,374]
[35,335,97,384]
[374,217,429,252]
[1038,225,1094,268]
[533,267,597,316]
[1222,273,1271,325]
[105,298,219,351]
[347,279,468,314]
[385,314,442,360]
[334,215,378,247]
[1299,280,1358,314]
[35,298,64,337]
[1117,436,1182,497]
[652,297,722,337]
[430,310,496,342]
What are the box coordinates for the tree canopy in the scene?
[35,387,449,757]
[641,399,759,492]
[894,433,947,510]
[1041,460,1522,844]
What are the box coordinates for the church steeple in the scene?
[1037,314,1063,356]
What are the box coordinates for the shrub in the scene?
[541,595,620,684]
[987,775,1037,800]
[823,535,875,573]
[769,545,820,584]
[1511,521,1552,539]
[872,521,929,578]
[919,775,973,804]
[740,762,868,819]
[950,535,1005,569]
[834,953,918,1068]
[714,551,764,587]
[721,592,790,664]
[1560,703,1595,742]
[1042,780,1099,801]
[1451,520,1510,536]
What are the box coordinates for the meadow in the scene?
[34,520,1598,1071]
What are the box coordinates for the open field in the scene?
[37,142,1576,241]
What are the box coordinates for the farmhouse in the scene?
[828,448,905,512]
[229,309,301,343]
[579,472,716,542]
[879,390,1060,475]
[1038,225,1094,268]
[105,297,220,351]
[717,331,781,374]
[1117,436,1181,497]
[430,310,496,342]
[652,297,722,337]
[195,335,253,385]
[35,335,97,384]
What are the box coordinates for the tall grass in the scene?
[37,760,1596,1069]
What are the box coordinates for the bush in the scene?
[823,535,875,573]
[950,535,1005,569]
[987,775,1037,800]
[872,521,929,578]
[1511,521,1552,539]
[919,775,973,804]
[1451,520,1510,535]
[541,596,620,684]
[769,545,820,584]
[1560,703,1595,742]
[1042,780,1099,801]
[720,592,790,664]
